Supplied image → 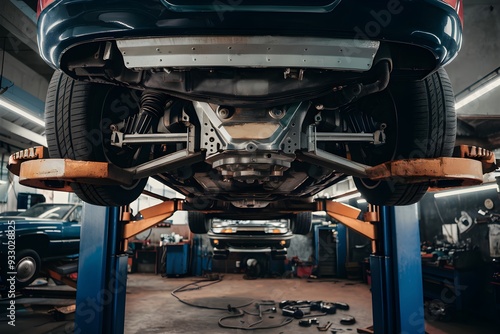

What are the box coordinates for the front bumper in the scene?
[208,231,293,249]
[38,0,462,72]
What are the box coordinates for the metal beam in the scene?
[123,200,180,239]
[0,118,46,146]
[318,200,377,240]
[0,0,38,53]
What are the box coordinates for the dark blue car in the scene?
[0,203,82,287]
[37,1,462,233]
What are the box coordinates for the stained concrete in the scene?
[124,273,498,334]
[125,274,372,334]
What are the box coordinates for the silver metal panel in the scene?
[117,36,379,71]
[193,101,309,155]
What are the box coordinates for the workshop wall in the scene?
[1,51,48,101]
[446,3,500,148]
[419,187,500,261]
[287,234,314,262]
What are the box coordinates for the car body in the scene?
[208,219,293,259]
[36,1,462,231]
[0,203,82,287]
[0,211,23,217]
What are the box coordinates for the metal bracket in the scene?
[110,131,189,147]
[306,124,384,151]
[317,200,377,241]
[122,200,181,240]
[298,150,370,178]
[7,146,204,191]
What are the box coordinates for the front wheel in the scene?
[45,71,148,206]
[351,68,456,206]
[188,211,210,234]
[290,212,312,235]
[15,249,41,288]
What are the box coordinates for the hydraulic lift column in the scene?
[75,205,128,334]
[320,200,425,334]
[74,200,180,334]
[370,205,425,334]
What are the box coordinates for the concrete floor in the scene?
[0,273,498,333]
[124,274,499,334]
[125,274,373,334]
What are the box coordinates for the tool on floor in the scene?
[333,302,350,310]
[310,301,323,311]
[299,318,319,327]
[320,302,337,314]
[340,315,356,325]
[282,307,305,319]
[317,321,333,331]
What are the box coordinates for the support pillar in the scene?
[75,205,128,334]
[370,205,425,334]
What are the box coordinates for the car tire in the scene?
[45,71,148,206]
[351,68,456,206]
[291,212,312,235]
[188,211,210,234]
[15,249,41,288]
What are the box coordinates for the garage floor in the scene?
[0,273,498,333]
[123,274,498,334]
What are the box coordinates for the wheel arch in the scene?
[16,234,50,259]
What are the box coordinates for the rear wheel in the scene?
[290,212,312,235]
[350,68,456,206]
[188,211,210,234]
[45,71,148,206]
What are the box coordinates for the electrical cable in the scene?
[218,311,293,330]
[172,279,293,330]
[171,277,253,311]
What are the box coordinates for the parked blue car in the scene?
[36,1,462,232]
[0,203,82,287]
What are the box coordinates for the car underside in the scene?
[37,0,462,230]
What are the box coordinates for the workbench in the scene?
[422,264,481,312]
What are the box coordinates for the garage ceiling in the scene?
[0,0,500,152]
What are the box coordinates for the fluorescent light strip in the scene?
[455,75,500,110]
[357,199,367,204]
[434,183,498,199]
[0,98,45,127]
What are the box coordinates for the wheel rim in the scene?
[16,256,37,283]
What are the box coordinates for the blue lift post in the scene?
[75,205,128,334]
[314,223,347,277]
[370,204,425,334]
